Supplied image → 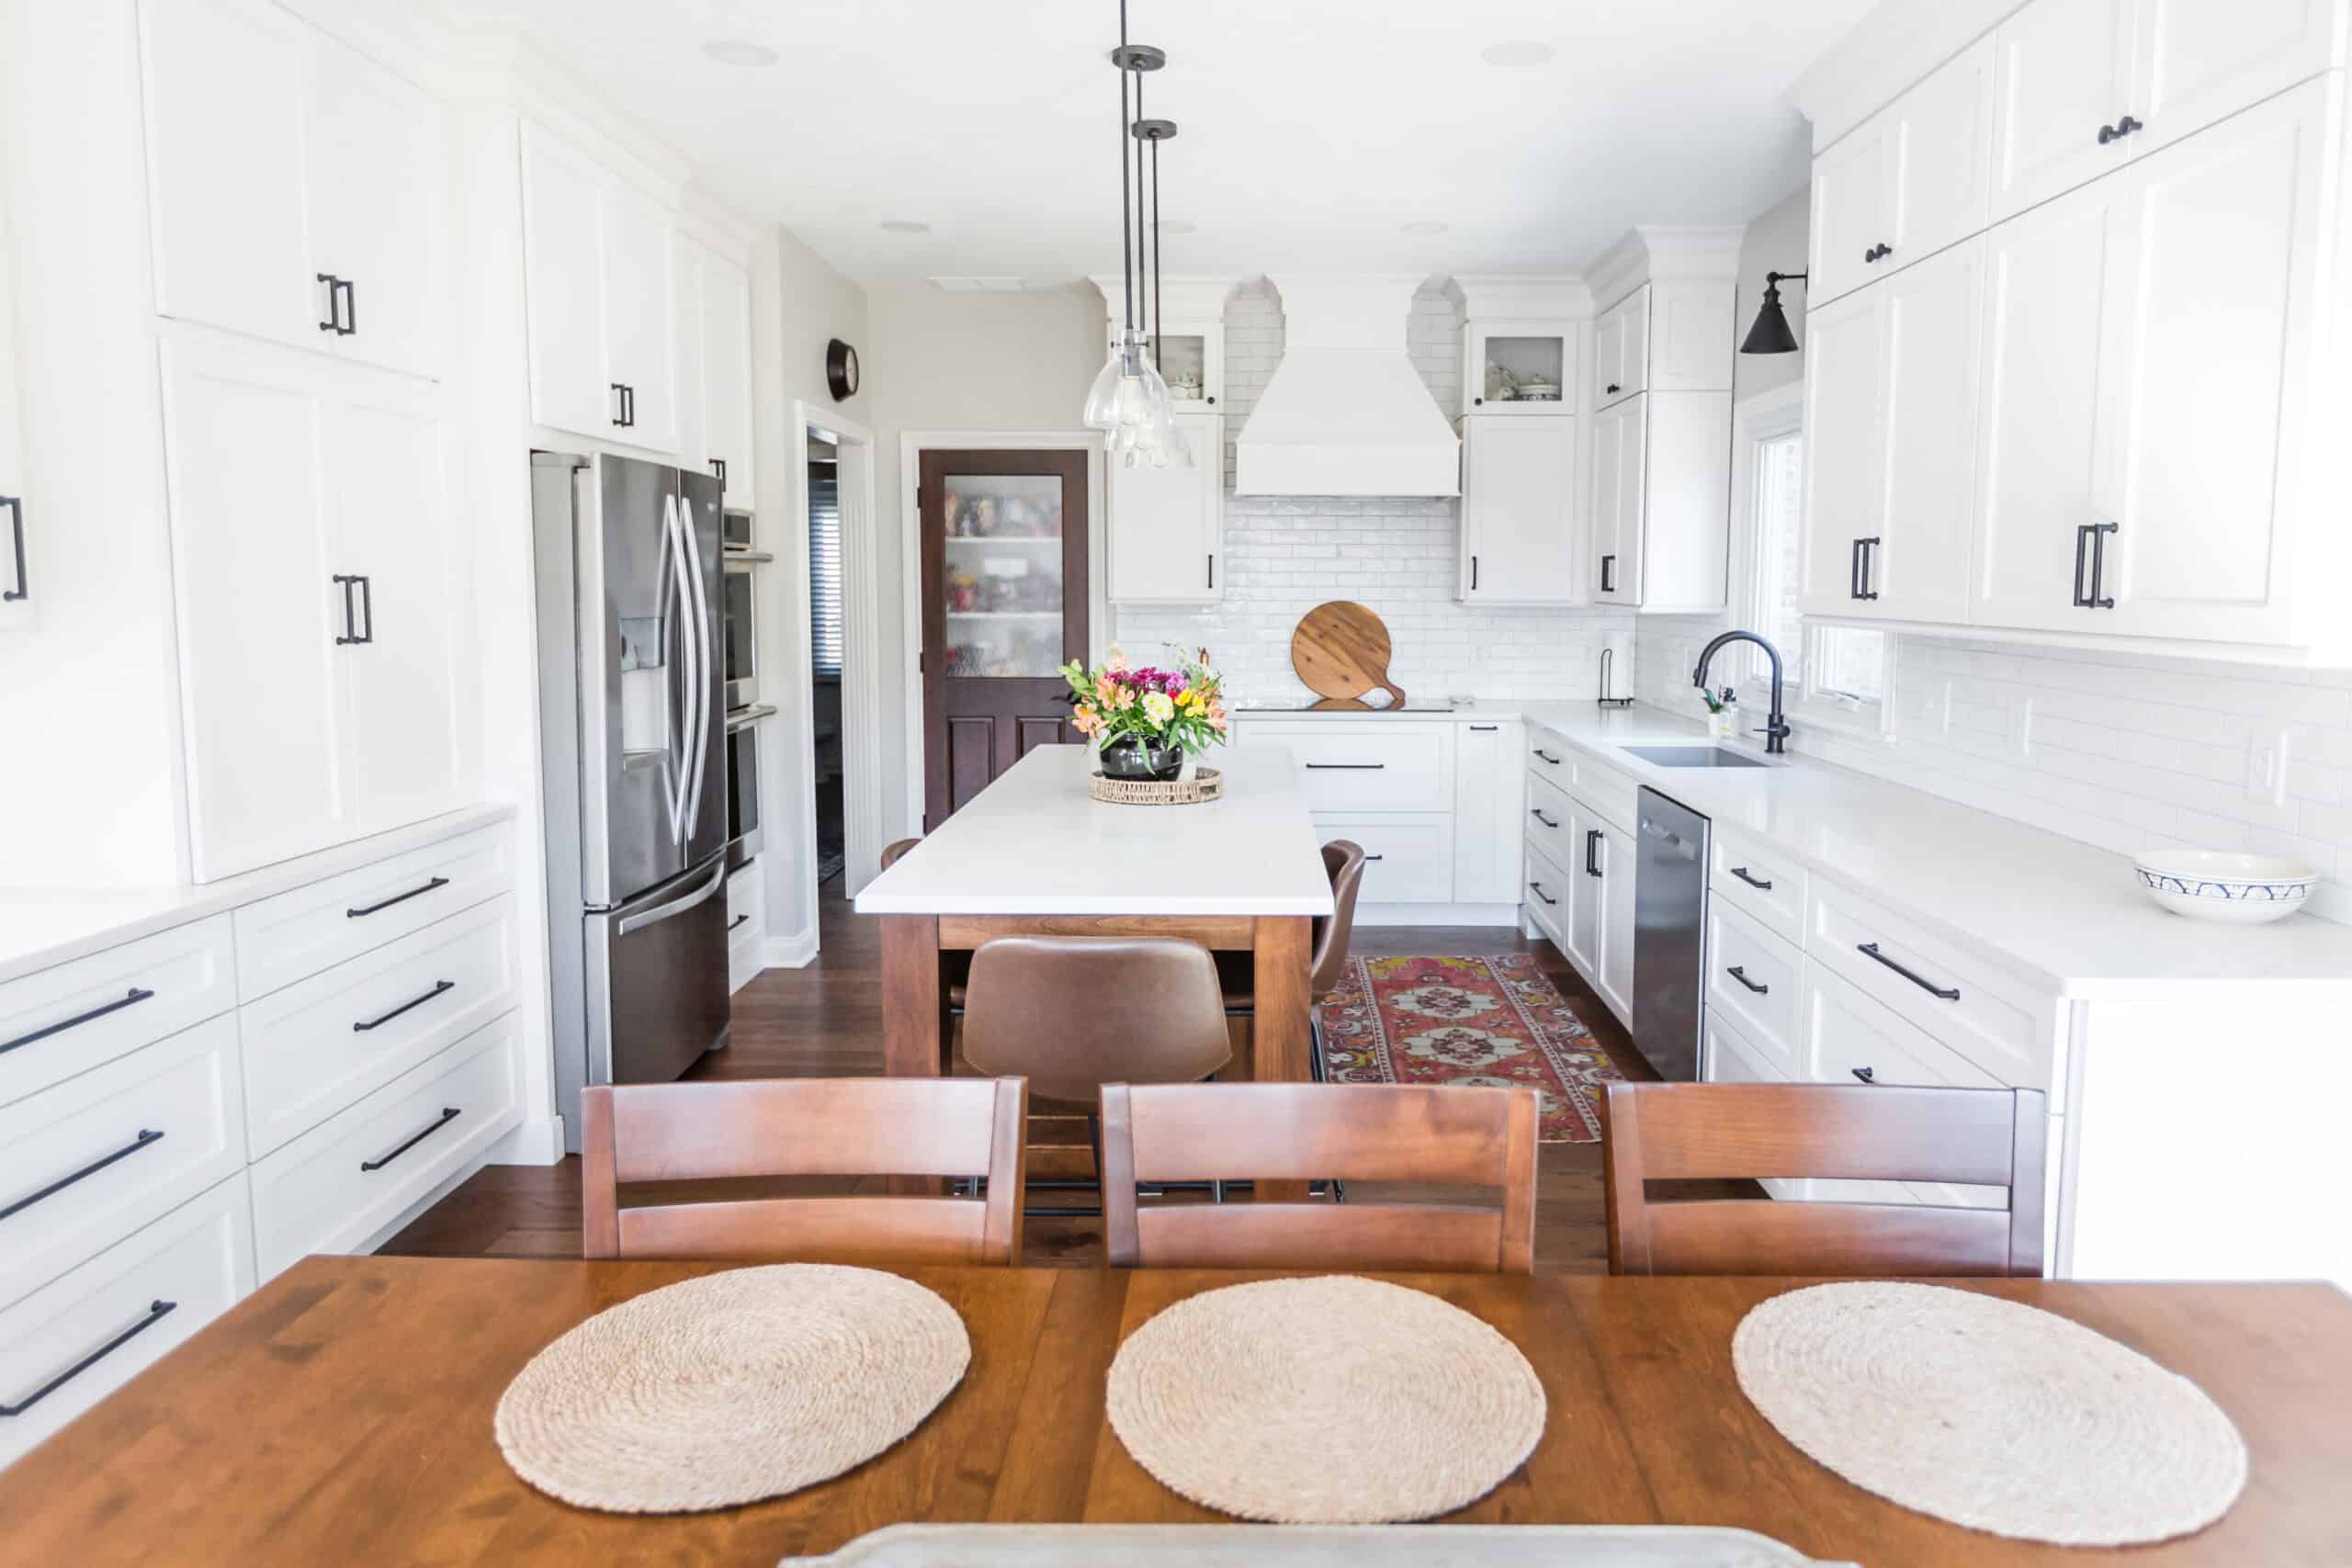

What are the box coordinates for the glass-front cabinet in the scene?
[1456,278,1588,419]
[1090,277,1238,412]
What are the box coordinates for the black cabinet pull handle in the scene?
[316,273,341,333]
[624,385,636,426]
[611,383,629,427]
[727,913,750,931]
[353,574,374,643]
[2097,115,2143,145]
[1857,536,1881,601]
[2098,122,2119,145]
[1724,965,1770,996]
[711,457,726,489]
[2073,523,2094,607]
[1206,553,1215,591]
[0,1299,178,1417]
[360,1107,461,1172]
[1585,828,1603,877]
[1849,537,1862,600]
[333,574,361,645]
[1,987,155,1056]
[1531,808,1558,828]
[1532,748,1562,765]
[1303,762,1385,770]
[2087,522,2116,609]
[1600,553,1617,593]
[1727,865,1773,892]
[352,979,455,1032]
[0,1128,164,1224]
[1528,880,1557,906]
[1605,382,1621,394]
[1470,554,1478,591]
[2,495,24,604]
[1468,724,1499,732]
[1363,853,1385,862]
[1856,941,1962,1000]
[347,876,450,919]
[1851,1066,1876,1084]
[340,277,356,334]
[2075,522,2118,608]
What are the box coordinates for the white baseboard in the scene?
[1356,901,1524,929]
[486,1113,565,1167]
[764,925,818,968]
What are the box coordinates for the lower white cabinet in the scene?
[1594,817,1636,1023]
[1458,414,1577,603]
[158,333,469,882]
[1313,815,1456,905]
[0,916,236,1107]
[727,863,765,995]
[1451,723,1525,902]
[1520,730,1636,1029]
[1107,412,1223,604]
[0,1175,254,1469]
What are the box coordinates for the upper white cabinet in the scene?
[1465,321,1574,413]
[1459,414,1577,603]
[137,0,447,379]
[1591,391,1732,614]
[522,123,680,452]
[1089,277,1236,412]
[1592,289,1647,408]
[1810,37,1996,305]
[1589,395,1645,605]
[675,236,755,508]
[158,335,468,881]
[1988,0,2346,222]
[1107,411,1224,603]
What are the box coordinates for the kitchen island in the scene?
[854,744,1335,1198]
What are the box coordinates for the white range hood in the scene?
[1234,274,1461,498]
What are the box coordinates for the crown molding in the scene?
[1588,225,1746,310]
[1451,275,1592,321]
[1788,0,2026,152]
[1087,275,1243,325]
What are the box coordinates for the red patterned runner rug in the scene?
[1315,954,1626,1144]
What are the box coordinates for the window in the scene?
[808,444,842,677]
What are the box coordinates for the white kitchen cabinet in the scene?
[1452,722,1525,905]
[1464,320,1573,413]
[1107,412,1223,603]
[1809,37,1996,306]
[1594,391,1732,614]
[1801,238,1984,625]
[2131,0,2346,161]
[522,122,680,452]
[1564,810,1603,983]
[1459,414,1577,603]
[1089,279,1235,412]
[1589,396,1644,604]
[1644,281,1736,393]
[137,0,447,379]
[1595,817,1637,1026]
[674,237,756,507]
[0,175,28,629]
[1591,288,1647,408]
[159,335,467,881]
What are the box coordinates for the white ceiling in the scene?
[454,0,1874,284]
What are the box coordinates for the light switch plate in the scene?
[2247,730,2290,807]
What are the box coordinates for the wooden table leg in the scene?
[881,914,944,1196]
[1252,914,1314,1203]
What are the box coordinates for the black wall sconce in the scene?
[1739,270,1809,355]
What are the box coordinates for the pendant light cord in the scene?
[1117,0,1133,333]
[1149,129,1161,369]
[1133,65,1148,355]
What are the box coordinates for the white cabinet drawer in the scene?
[1524,732,1574,792]
[233,824,514,1000]
[1312,814,1454,904]
[1523,772,1579,871]
[1568,751,1638,835]
[1710,826,1807,945]
[1807,877,2060,1098]
[1704,1009,1785,1084]
[239,896,518,1158]
[726,863,762,929]
[1706,899,1803,1077]
[0,1175,254,1470]
[0,1016,245,1309]
[248,1013,521,1282]
[1249,723,1453,811]
[0,916,235,1110]
[1521,842,1574,946]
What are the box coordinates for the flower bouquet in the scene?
[1058,643,1229,782]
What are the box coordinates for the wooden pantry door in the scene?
[919,448,1089,829]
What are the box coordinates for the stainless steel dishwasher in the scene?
[1631,786,1711,1081]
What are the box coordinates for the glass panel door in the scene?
[940,472,1067,677]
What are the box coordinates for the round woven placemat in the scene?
[493,1265,968,1514]
[1104,1276,1547,1524]
[1734,1281,2246,1546]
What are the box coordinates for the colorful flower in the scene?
[1141,691,1174,724]
[1105,645,1130,675]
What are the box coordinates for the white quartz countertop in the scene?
[854,744,1335,918]
[0,804,516,987]
[1493,703,2352,997]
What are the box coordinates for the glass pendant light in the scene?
[1082,0,1191,468]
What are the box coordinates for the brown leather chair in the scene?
[959,935,1232,1218]
[1216,840,1369,1078]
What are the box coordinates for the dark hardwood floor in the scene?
[382,886,1678,1273]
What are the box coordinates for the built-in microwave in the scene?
[720,507,757,554]
[722,559,759,711]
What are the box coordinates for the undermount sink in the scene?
[1620,745,1772,769]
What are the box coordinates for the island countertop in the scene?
[854,744,1335,919]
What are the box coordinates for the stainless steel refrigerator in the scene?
[533,451,729,1151]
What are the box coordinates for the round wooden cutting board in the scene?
[1291,602,1406,709]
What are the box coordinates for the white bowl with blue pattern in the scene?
[2132,850,2318,925]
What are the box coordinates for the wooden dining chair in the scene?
[1600,1081,2048,1277]
[580,1076,1028,1265]
[1099,1082,1541,1273]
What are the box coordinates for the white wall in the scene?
[1731,184,1810,403]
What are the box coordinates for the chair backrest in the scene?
[1600,1081,2048,1277]
[1309,840,1369,998]
[880,838,921,870]
[580,1077,1027,1265]
[1100,1082,1540,1274]
[960,936,1230,1103]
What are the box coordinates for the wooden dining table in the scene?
[4,1254,2347,1566]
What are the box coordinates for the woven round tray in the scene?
[1734,1281,2246,1546]
[1105,1276,1546,1523]
[493,1265,968,1514]
[1088,766,1222,806]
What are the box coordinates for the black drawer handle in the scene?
[1599,554,1617,594]
[347,876,450,919]
[1531,808,1558,829]
[1528,881,1557,906]
[1724,965,1769,996]
[1605,382,1621,394]
[1,987,156,1056]
[728,913,750,931]
[1857,942,1962,1001]
[1303,762,1385,770]
[353,979,456,1032]
[1727,866,1772,892]
[2097,114,2143,145]
[1468,724,1498,732]
[711,457,727,489]
[360,1107,461,1172]
[1851,1066,1876,1084]
[0,1299,178,1418]
[1585,829,1603,878]
[0,1128,164,1224]
[1363,853,1385,862]
[3,495,27,604]
[1532,749,1562,765]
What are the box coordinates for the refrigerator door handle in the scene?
[678,492,715,842]
[660,493,693,847]
[615,857,727,937]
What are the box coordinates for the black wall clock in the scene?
[825,338,859,401]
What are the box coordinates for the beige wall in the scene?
[1732,182,1812,403]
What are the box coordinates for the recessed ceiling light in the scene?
[878,220,932,234]
[700,39,777,68]
[1402,220,1449,235]
[1480,39,1555,67]
[1160,220,1197,235]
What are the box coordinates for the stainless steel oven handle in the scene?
[616,858,728,937]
